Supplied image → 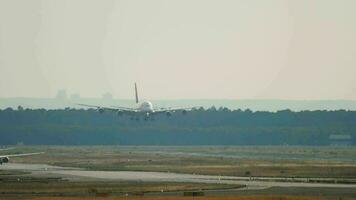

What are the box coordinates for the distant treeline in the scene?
[0,107,355,145]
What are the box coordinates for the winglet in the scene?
[135,82,139,104]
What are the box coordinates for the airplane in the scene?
[0,147,14,151]
[78,83,197,120]
[0,149,44,165]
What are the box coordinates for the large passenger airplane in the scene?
[78,83,197,120]
[0,148,44,165]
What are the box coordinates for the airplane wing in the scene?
[153,107,198,113]
[0,148,14,151]
[0,152,44,158]
[110,106,137,112]
[77,104,135,112]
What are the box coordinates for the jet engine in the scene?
[166,111,172,117]
[98,108,105,114]
[0,157,9,164]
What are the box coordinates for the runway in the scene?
[2,163,356,190]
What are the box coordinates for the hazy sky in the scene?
[0,0,355,99]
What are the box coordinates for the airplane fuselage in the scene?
[138,101,154,112]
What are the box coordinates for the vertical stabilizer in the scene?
[135,83,139,104]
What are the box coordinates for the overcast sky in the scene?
[0,0,355,99]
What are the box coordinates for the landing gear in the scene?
[130,115,156,122]
[144,116,154,121]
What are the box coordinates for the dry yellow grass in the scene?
[10,146,356,178]
[3,195,356,200]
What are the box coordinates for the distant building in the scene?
[102,92,113,100]
[329,134,352,146]
[56,90,68,100]
[70,93,81,100]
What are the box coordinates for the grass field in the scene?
[1,145,356,199]
[0,178,239,196]
[2,195,356,200]
[6,145,356,178]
